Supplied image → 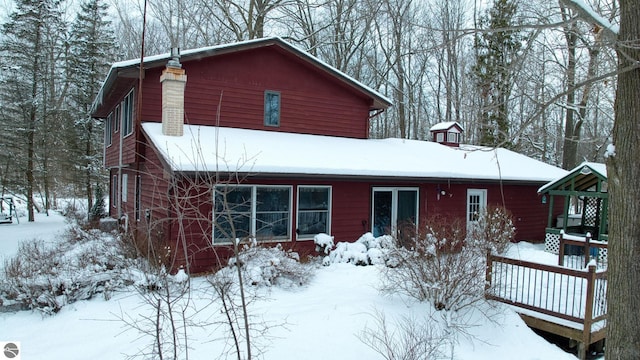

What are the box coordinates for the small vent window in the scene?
[264,91,280,127]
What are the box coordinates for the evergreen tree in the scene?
[89,183,106,222]
[68,0,116,213]
[0,0,66,221]
[472,0,522,147]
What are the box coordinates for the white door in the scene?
[467,189,487,229]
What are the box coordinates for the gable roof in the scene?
[538,162,607,194]
[142,122,567,183]
[91,37,392,117]
[430,121,464,132]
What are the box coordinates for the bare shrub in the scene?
[206,242,309,359]
[119,265,194,360]
[380,216,486,312]
[358,309,451,360]
[466,205,516,254]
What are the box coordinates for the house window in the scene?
[264,91,280,127]
[105,112,113,146]
[447,132,459,143]
[111,174,118,208]
[297,186,331,239]
[122,90,134,136]
[114,104,121,133]
[135,175,141,221]
[436,132,444,143]
[122,173,128,202]
[214,185,292,243]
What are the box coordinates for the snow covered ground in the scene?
[0,213,581,359]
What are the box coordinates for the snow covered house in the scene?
[91,37,567,273]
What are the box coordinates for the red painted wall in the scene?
[163,177,551,273]
[140,46,372,139]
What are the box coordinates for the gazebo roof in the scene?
[538,162,607,194]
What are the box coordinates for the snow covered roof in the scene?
[92,37,391,116]
[538,162,607,193]
[429,121,464,132]
[142,123,567,183]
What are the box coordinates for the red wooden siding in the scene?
[159,177,552,273]
[140,47,372,139]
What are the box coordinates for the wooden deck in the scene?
[485,253,607,360]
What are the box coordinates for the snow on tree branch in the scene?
[560,0,619,40]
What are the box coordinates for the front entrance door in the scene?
[372,187,418,238]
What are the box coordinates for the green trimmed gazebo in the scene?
[538,162,608,254]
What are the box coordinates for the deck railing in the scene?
[558,232,608,269]
[485,253,607,359]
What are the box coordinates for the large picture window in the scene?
[264,91,280,127]
[214,185,291,243]
[296,186,331,239]
[122,90,134,136]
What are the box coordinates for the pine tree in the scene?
[1,0,66,221]
[89,184,106,222]
[68,0,116,214]
[472,0,522,147]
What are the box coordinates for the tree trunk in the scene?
[605,0,640,357]
[561,18,578,170]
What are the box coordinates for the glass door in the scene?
[372,188,418,238]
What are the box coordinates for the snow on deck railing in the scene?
[485,254,607,326]
[559,231,608,269]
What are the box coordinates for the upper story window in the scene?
[264,91,280,127]
[122,90,134,136]
[105,112,113,146]
[114,104,121,133]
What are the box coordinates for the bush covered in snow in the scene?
[314,233,334,254]
[0,223,132,315]
[321,232,396,266]
[213,243,314,289]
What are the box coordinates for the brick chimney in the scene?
[160,48,187,136]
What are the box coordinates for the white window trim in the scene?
[135,175,141,221]
[436,132,444,142]
[111,174,118,208]
[296,185,332,240]
[122,90,135,137]
[122,173,128,202]
[213,184,293,244]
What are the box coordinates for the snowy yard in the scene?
[0,212,581,360]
